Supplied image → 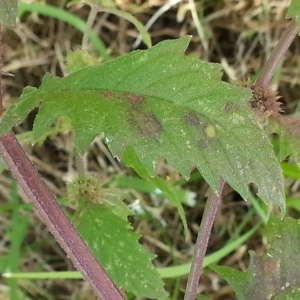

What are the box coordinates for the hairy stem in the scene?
[184,178,225,300]
[255,20,298,88]
[0,131,125,300]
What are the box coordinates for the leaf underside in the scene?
[0,37,285,212]
[211,217,300,300]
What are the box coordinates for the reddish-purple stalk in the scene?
[183,19,298,300]
[0,25,3,115]
[0,30,124,300]
[183,178,225,300]
[0,132,125,300]
[255,20,298,89]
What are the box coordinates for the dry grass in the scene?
[0,0,299,299]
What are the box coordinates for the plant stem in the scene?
[0,25,3,116]
[184,12,298,300]
[0,131,125,300]
[184,178,225,300]
[255,20,298,88]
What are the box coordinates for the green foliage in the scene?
[211,217,300,300]
[286,197,300,213]
[18,1,109,59]
[68,0,152,47]
[1,181,31,300]
[0,37,286,214]
[123,146,188,236]
[287,0,300,33]
[157,223,260,279]
[111,174,196,207]
[0,0,298,299]
[267,118,300,168]
[66,49,101,73]
[100,7,152,48]
[0,0,17,25]
[0,1,299,299]
[71,187,168,298]
[281,162,300,180]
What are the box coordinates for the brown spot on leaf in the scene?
[130,110,163,139]
[126,94,161,138]
[125,93,145,105]
[99,91,117,99]
[185,111,202,126]
[142,114,163,138]
[223,102,239,113]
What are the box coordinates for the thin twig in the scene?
[82,4,99,50]
[255,20,298,88]
[188,0,208,56]
[0,131,125,300]
[184,178,226,300]
[132,0,182,49]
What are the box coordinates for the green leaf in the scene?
[281,162,300,180]
[287,0,300,34]
[112,175,196,206]
[287,197,300,213]
[211,217,300,300]
[0,37,285,213]
[67,176,166,297]
[74,205,168,299]
[0,86,39,135]
[123,146,189,237]
[0,0,17,25]
[267,117,300,168]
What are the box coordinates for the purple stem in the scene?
[184,178,226,300]
[255,20,298,88]
[0,131,125,300]
[183,15,299,300]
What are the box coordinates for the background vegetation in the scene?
[1,0,300,299]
